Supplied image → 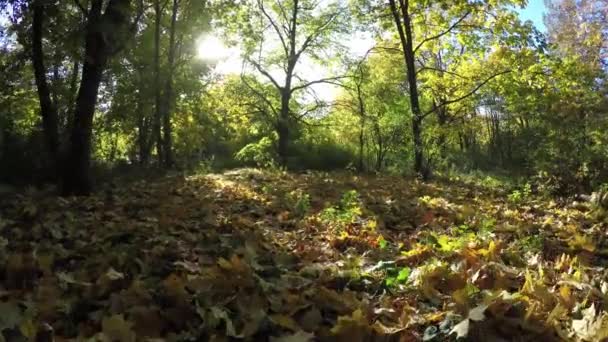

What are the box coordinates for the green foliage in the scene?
[321,190,363,225]
[384,267,411,288]
[518,235,543,254]
[377,235,388,250]
[508,183,532,204]
[235,137,277,169]
[286,189,311,217]
[288,140,355,171]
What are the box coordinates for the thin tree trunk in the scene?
[31,0,60,173]
[153,0,163,166]
[162,0,179,168]
[356,82,365,172]
[278,91,290,167]
[136,74,150,164]
[389,0,426,179]
[66,59,80,132]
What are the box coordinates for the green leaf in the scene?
[377,236,388,249]
[396,267,411,283]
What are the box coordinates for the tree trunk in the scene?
[153,0,164,166]
[66,59,80,132]
[356,83,365,172]
[389,0,427,179]
[401,0,425,179]
[136,77,150,164]
[62,0,132,195]
[277,91,290,167]
[31,0,60,174]
[162,0,179,168]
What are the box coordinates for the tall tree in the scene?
[358,0,522,178]
[31,0,59,170]
[161,0,179,167]
[153,0,165,166]
[62,0,138,195]
[231,0,347,166]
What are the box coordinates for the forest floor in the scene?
[1,168,608,341]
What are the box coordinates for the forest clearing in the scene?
[1,0,607,340]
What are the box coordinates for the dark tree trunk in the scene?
[389,0,427,179]
[374,122,383,171]
[136,76,150,165]
[62,0,132,195]
[31,0,60,174]
[278,91,290,167]
[153,0,163,166]
[66,59,80,132]
[162,0,179,168]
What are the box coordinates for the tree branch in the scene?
[294,10,339,61]
[416,66,468,79]
[294,101,329,120]
[422,69,510,118]
[241,74,279,119]
[413,11,470,53]
[258,0,289,56]
[247,59,282,91]
[290,75,348,94]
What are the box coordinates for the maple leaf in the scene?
[572,304,608,341]
[449,305,487,339]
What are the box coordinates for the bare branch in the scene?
[247,59,282,91]
[294,10,340,61]
[413,11,470,53]
[258,0,289,56]
[290,75,348,94]
[294,101,329,120]
[422,69,510,118]
[416,66,468,79]
[240,74,280,119]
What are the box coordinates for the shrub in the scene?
[235,137,277,168]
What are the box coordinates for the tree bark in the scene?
[66,59,80,132]
[278,90,290,167]
[31,0,60,174]
[136,73,150,164]
[356,82,365,172]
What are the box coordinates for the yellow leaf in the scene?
[19,319,36,339]
[269,314,300,331]
[559,285,574,308]
[330,309,367,335]
[218,257,233,270]
[452,288,469,312]
[570,234,596,252]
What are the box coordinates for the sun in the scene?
[196,35,231,62]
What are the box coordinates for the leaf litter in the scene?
[0,169,608,341]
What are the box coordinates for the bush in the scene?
[235,137,277,168]
[289,141,355,171]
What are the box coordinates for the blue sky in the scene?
[517,0,547,31]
